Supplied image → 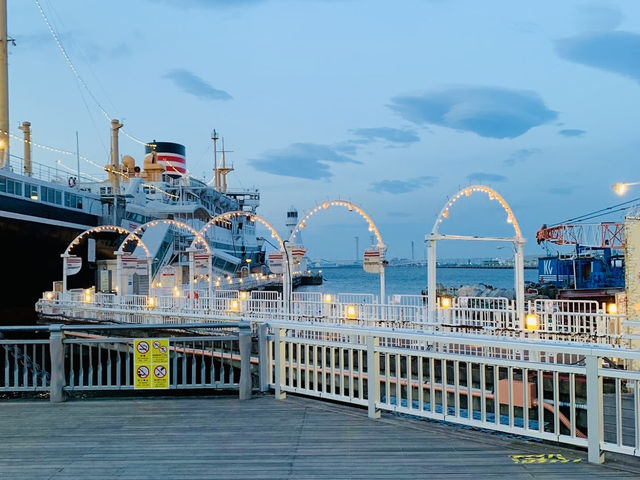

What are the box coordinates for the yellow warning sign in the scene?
[134,338,170,389]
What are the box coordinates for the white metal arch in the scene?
[196,211,289,309]
[290,200,385,248]
[426,185,526,326]
[61,225,151,293]
[196,210,284,247]
[121,219,210,254]
[116,219,209,298]
[432,185,523,240]
[64,225,149,257]
[289,200,387,301]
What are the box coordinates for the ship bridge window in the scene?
[0,177,22,196]
[41,186,63,205]
[24,184,38,200]
[64,192,83,209]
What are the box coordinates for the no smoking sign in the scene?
[134,338,170,390]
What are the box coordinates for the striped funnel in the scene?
[145,141,186,176]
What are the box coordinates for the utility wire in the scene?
[549,196,640,226]
[34,0,153,148]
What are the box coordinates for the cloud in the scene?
[389,86,557,139]
[248,143,359,179]
[504,148,541,166]
[556,31,640,83]
[466,172,507,183]
[558,129,586,138]
[545,184,578,195]
[370,176,438,194]
[17,32,131,61]
[351,127,420,145]
[156,0,265,8]
[163,69,232,101]
[575,4,622,32]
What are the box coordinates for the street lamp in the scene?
[612,182,640,195]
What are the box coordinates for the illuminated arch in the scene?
[64,225,150,258]
[196,211,284,249]
[290,200,385,248]
[432,185,522,240]
[120,219,210,254]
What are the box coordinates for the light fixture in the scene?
[240,291,248,300]
[230,299,240,312]
[525,313,538,330]
[323,293,333,303]
[345,304,357,319]
[607,303,618,314]
[440,297,451,309]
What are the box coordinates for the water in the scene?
[299,265,538,298]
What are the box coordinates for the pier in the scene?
[3,395,639,479]
[4,188,640,473]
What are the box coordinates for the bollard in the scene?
[49,324,66,403]
[257,323,270,392]
[238,322,252,400]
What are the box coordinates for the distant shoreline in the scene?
[313,264,538,270]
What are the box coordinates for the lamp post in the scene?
[613,182,640,196]
[282,240,292,315]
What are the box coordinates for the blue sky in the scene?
[6,0,640,260]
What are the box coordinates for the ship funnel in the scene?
[145,141,186,178]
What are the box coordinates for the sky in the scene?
[6,0,640,261]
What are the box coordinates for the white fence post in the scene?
[238,322,252,400]
[367,335,380,419]
[258,323,270,392]
[274,327,286,400]
[585,355,604,464]
[49,324,66,403]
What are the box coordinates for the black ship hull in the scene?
[0,206,108,325]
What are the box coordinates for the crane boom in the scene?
[536,222,625,249]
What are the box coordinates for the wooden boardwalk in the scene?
[1,394,640,479]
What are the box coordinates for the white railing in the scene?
[36,290,626,346]
[263,321,640,464]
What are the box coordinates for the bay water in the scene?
[298,265,538,298]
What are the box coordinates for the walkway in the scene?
[1,395,639,479]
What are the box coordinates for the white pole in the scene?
[282,244,291,315]
[115,251,123,297]
[426,237,437,323]
[188,249,195,309]
[147,256,153,297]
[515,240,525,328]
[0,0,9,169]
[379,265,386,305]
[61,254,68,292]
[207,255,213,306]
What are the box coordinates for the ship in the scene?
[534,221,626,303]
[0,4,266,323]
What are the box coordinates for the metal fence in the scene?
[0,323,252,401]
[36,291,626,345]
[261,321,640,465]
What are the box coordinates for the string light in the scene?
[434,185,522,239]
[290,200,385,249]
[141,183,179,199]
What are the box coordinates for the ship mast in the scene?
[212,129,219,190]
[0,0,9,169]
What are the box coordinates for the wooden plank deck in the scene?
[1,394,639,479]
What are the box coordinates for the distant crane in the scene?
[536,222,625,249]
